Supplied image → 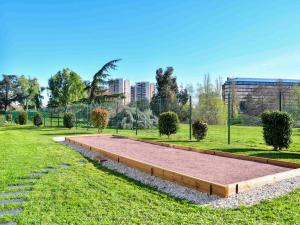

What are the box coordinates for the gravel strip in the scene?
[0,198,26,206]
[8,184,33,189]
[0,208,23,216]
[0,222,17,225]
[64,141,300,208]
[0,191,29,197]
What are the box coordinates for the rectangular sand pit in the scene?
[66,135,300,197]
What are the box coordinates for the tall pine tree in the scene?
[150,67,179,115]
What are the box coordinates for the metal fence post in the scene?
[75,113,78,129]
[50,112,52,128]
[86,105,89,130]
[159,97,162,114]
[189,95,192,141]
[135,103,138,135]
[116,101,119,134]
[227,92,231,145]
[279,91,282,111]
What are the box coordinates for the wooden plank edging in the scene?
[227,168,300,195]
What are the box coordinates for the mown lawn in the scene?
[1,125,300,224]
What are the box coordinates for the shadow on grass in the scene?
[0,125,37,131]
[40,131,94,136]
[251,152,300,160]
[157,140,199,143]
[212,147,268,153]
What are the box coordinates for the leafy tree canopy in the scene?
[48,68,86,108]
[151,67,179,114]
[18,75,41,110]
[0,75,23,111]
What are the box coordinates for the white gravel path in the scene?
[61,140,300,208]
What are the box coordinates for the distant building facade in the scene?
[123,80,131,105]
[130,85,136,102]
[222,77,300,111]
[134,82,155,102]
[109,78,131,104]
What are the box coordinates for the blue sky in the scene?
[1,0,300,90]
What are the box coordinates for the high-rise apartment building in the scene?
[130,85,136,103]
[134,82,155,102]
[123,80,131,105]
[109,78,131,104]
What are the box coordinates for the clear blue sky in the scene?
[1,0,300,89]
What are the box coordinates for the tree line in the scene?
[0,59,122,111]
[1,61,299,126]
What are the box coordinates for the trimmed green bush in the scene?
[18,112,27,125]
[192,120,208,141]
[33,113,43,127]
[91,108,109,133]
[261,111,293,150]
[158,111,179,138]
[63,112,75,129]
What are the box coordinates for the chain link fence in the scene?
[0,91,299,148]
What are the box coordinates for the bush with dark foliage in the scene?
[261,111,293,150]
[63,112,75,129]
[18,112,27,125]
[158,111,179,138]
[192,120,208,141]
[33,113,43,127]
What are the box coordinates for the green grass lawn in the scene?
[1,125,300,224]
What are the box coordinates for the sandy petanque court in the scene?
[66,135,300,197]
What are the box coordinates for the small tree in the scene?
[192,120,208,141]
[261,111,293,150]
[158,111,179,138]
[18,111,27,125]
[33,113,43,127]
[91,108,109,133]
[63,112,75,129]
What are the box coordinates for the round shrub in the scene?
[192,120,208,141]
[158,111,179,138]
[18,111,27,125]
[33,113,43,127]
[261,111,293,150]
[91,108,109,133]
[63,112,75,129]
